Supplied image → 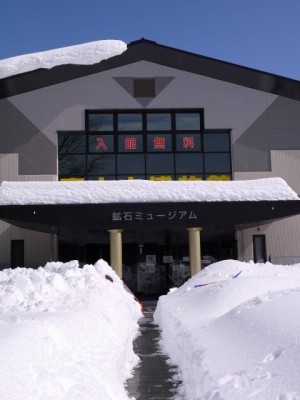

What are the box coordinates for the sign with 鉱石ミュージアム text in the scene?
[104,202,202,229]
[112,210,197,223]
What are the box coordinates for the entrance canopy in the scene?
[0,178,299,234]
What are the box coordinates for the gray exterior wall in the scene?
[6,61,280,175]
[0,100,57,175]
[233,97,300,172]
[1,60,300,265]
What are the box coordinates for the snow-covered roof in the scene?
[0,178,298,206]
[2,39,300,102]
[0,40,127,79]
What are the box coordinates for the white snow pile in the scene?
[0,40,127,79]
[0,259,141,400]
[0,177,298,205]
[154,260,300,400]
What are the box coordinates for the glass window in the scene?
[87,176,116,181]
[204,153,231,173]
[175,113,201,130]
[87,113,113,131]
[204,133,230,152]
[117,175,146,180]
[205,174,231,181]
[87,155,116,175]
[59,155,86,176]
[147,175,174,181]
[176,175,203,181]
[146,113,171,131]
[58,133,86,154]
[147,134,172,152]
[117,155,145,175]
[176,133,201,152]
[118,114,143,131]
[146,154,174,174]
[118,134,143,152]
[175,154,203,174]
[88,135,114,153]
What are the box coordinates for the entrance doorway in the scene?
[253,235,267,263]
[58,229,237,295]
[58,242,109,265]
[123,242,189,296]
[11,239,24,268]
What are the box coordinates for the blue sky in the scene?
[1,0,300,80]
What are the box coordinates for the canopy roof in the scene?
[0,179,300,235]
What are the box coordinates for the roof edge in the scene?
[1,38,300,101]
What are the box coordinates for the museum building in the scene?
[1,38,300,294]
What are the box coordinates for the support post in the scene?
[187,227,202,276]
[107,229,123,278]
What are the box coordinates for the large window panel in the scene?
[146,113,171,131]
[118,114,143,131]
[146,154,174,174]
[175,154,203,174]
[87,155,116,175]
[118,134,143,152]
[87,114,113,131]
[59,155,86,176]
[204,153,231,173]
[176,175,203,181]
[88,135,114,153]
[117,154,145,175]
[176,133,201,152]
[205,174,231,181]
[147,175,174,181]
[117,175,146,180]
[175,113,201,130]
[87,175,116,181]
[58,133,86,154]
[147,134,172,152]
[204,133,230,152]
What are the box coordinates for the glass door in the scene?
[253,235,267,263]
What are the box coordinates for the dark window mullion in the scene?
[114,113,118,179]
[142,111,146,131]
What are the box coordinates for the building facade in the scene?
[1,39,300,292]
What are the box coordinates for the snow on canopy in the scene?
[0,178,298,206]
[0,40,127,79]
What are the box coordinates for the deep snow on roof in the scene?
[0,40,127,79]
[0,178,298,206]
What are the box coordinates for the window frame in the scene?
[58,110,231,181]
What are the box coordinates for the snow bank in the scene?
[0,40,127,79]
[0,177,298,205]
[0,259,141,400]
[154,260,300,400]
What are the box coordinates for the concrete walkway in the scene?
[126,301,182,400]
